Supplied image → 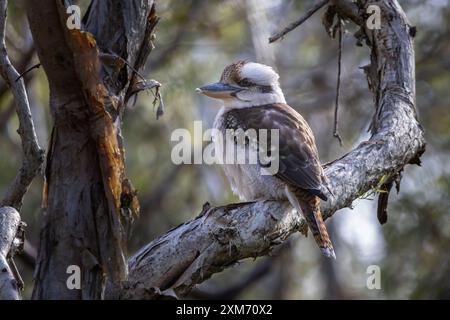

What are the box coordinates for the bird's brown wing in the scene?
[224,103,327,200]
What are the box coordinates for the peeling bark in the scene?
[108,0,425,299]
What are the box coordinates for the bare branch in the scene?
[0,207,22,300]
[0,0,44,210]
[269,0,329,43]
[109,0,425,299]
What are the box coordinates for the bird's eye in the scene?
[237,78,254,87]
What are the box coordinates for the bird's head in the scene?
[196,61,286,108]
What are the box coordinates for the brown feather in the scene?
[293,187,334,257]
[223,103,328,200]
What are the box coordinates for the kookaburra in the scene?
[196,60,335,259]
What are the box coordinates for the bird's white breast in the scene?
[213,107,286,201]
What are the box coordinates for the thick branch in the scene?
[0,0,44,210]
[109,0,425,300]
[0,207,21,300]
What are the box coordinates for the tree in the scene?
[0,0,425,300]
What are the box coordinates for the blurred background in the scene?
[0,0,449,299]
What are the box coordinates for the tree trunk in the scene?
[27,0,158,299]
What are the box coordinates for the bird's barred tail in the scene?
[302,197,335,259]
[285,187,336,259]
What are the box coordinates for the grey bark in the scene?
[0,207,21,300]
[107,0,426,299]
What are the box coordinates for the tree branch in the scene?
[0,207,22,300]
[0,0,44,210]
[106,201,301,299]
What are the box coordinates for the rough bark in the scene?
[26,0,157,299]
[0,207,21,300]
[107,0,426,299]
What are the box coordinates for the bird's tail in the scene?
[285,187,336,259]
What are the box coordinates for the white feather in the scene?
[240,62,279,86]
[223,88,286,109]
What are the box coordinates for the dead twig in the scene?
[15,62,41,82]
[269,0,329,43]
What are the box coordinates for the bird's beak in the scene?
[196,82,241,99]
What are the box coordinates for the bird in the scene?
[196,60,336,259]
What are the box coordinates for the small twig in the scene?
[101,52,164,118]
[333,18,343,146]
[120,58,147,83]
[99,52,148,82]
[15,62,41,82]
[6,257,24,290]
[269,0,329,43]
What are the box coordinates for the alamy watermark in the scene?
[66,265,81,290]
[171,121,280,175]
[366,5,381,30]
[366,265,381,290]
[66,5,81,30]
